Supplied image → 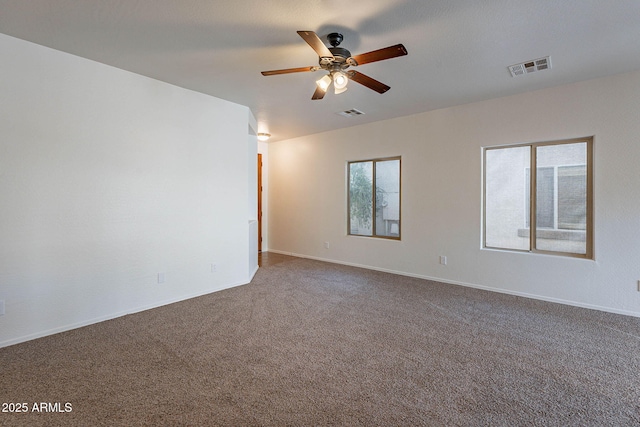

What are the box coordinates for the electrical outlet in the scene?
[324,242,330,249]
[157,273,165,284]
[0,300,4,316]
[211,264,217,273]
[439,256,447,265]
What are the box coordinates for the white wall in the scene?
[268,70,640,317]
[0,33,255,347]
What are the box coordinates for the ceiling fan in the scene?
[261,31,408,100]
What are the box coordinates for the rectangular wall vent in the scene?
[336,108,365,118]
[508,56,551,77]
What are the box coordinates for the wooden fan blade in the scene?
[261,66,316,76]
[348,71,390,94]
[297,31,334,59]
[350,44,407,66]
[312,85,327,100]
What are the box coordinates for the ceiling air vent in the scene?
[508,56,551,77]
[336,108,365,118]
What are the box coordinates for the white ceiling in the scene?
[1,0,640,142]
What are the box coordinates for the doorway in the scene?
[258,153,263,253]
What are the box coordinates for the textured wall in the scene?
[268,70,640,317]
[0,34,254,346]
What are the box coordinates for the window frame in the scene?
[347,156,401,240]
[482,137,594,259]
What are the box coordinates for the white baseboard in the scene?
[267,249,640,319]
[0,280,248,349]
[249,264,259,281]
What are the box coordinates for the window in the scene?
[348,157,401,239]
[483,137,593,258]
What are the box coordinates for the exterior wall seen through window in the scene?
[483,137,593,258]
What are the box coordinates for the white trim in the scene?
[249,264,259,281]
[0,280,249,349]
[267,249,640,319]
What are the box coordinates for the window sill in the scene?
[517,228,586,242]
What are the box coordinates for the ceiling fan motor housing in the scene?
[319,47,352,69]
[315,33,349,70]
[329,47,351,61]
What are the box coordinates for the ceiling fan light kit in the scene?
[334,84,348,95]
[316,74,332,91]
[333,71,349,90]
[261,31,408,100]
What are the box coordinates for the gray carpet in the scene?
[1,256,639,426]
